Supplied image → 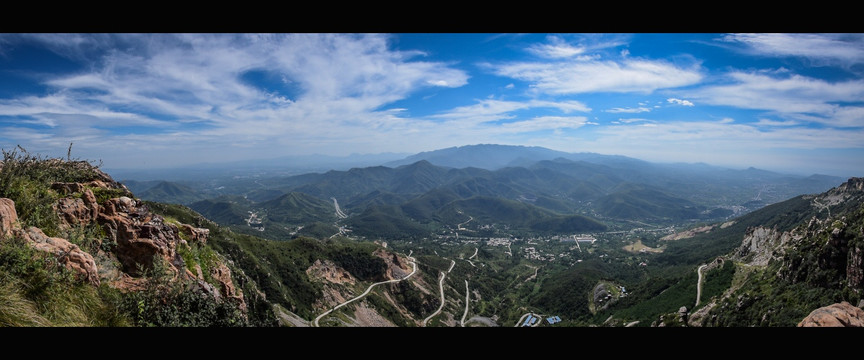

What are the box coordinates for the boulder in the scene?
[0,198,19,237]
[21,227,99,286]
[798,302,864,327]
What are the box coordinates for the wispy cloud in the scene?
[722,33,864,66]
[689,71,864,127]
[0,34,472,164]
[605,107,652,113]
[580,118,864,174]
[527,40,585,59]
[433,99,590,123]
[491,58,702,94]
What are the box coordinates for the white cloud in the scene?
[689,71,864,127]
[491,58,702,94]
[722,33,864,66]
[433,99,590,123]
[505,83,515,89]
[528,43,585,59]
[605,107,652,114]
[666,98,694,106]
[0,34,473,166]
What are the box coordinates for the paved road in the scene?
[469,247,478,260]
[313,254,417,327]
[460,280,469,327]
[695,264,707,308]
[423,259,456,327]
[331,197,348,219]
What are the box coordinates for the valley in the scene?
[110,145,856,327]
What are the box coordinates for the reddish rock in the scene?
[54,196,95,227]
[51,182,86,194]
[179,224,209,244]
[20,226,100,286]
[798,302,864,327]
[209,261,245,309]
[0,198,19,237]
[848,247,864,289]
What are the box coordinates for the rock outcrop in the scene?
[53,189,99,228]
[20,226,100,286]
[848,246,864,289]
[97,197,181,275]
[736,226,796,266]
[374,248,411,280]
[0,198,99,286]
[209,261,245,310]
[798,302,864,327]
[307,259,356,285]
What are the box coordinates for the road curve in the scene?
[423,259,456,327]
[313,255,417,327]
[695,264,707,308]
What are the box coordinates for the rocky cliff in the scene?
[697,177,864,326]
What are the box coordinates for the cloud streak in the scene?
[605,107,652,113]
[722,33,864,66]
[0,34,473,164]
[491,58,702,94]
[689,71,864,127]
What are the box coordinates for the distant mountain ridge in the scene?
[125,144,846,242]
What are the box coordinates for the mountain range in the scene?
[118,145,842,241]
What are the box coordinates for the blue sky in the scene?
[0,33,862,176]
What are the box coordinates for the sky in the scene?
[0,33,862,176]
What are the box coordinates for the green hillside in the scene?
[138,181,204,205]
[260,192,335,225]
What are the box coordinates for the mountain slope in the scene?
[595,185,704,221]
[259,192,336,225]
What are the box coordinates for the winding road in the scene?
[695,264,707,308]
[313,252,417,327]
[422,259,456,327]
[460,280,470,327]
